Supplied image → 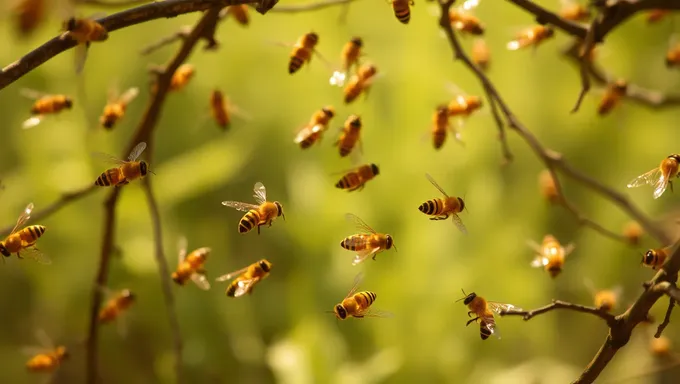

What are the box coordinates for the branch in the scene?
[654,297,675,338]
[505,0,587,38]
[483,81,513,164]
[501,300,617,325]
[570,19,597,113]
[77,0,155,6]
[267,0,355,12]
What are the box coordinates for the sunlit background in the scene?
[1,0,680,383]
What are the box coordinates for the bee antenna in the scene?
[455,289,467,302]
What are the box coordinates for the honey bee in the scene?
[597,79,627,116]
[288,32,319,74]
[340,213,396,265]
[98,288,135,325]
[528,234,575,278]
[650,336,672,357]
[538,169,560,204]
[24,330,68,374]
[418,173,467,234]
[459,290,517,340]
[329,37,363,87]
[171,237,210,290]
[294,106,335,149]
[642,246,671,270]
[647,9,671,24]
[94,142,149,187]
[389,0,415,24]
[506,25,555,51]
[431,104,463,150]
[344,63,378,104]
[215,259,272,297]
[60,15,109,73]
[622,221,643,246]
[21,89,73,129]
[221,5,249,26]
[99,87,139,130]
[448,0,484,36]
[332,272,392,320]
[222,182,285,234]
[0,202,50,264]
[209,89,249,130]
[335,115,362,157]
[170,63,195,91]
[472,38,490,71]
[666,35,680,68]
[627,154,680,199]
[585,279,621,312]
[334,163,381,192]
[558,0,590,22]
[445,84,483,117]
[13,0,45,37]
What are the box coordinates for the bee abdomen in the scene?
[480,326,491,340]
[418,199,442,215]
[226,283,237,297]
[239,210,260,233]
[394,8,411,24]
[357,291,376,306]
[340,237,364,251]
[433,131,446,149]
[95,169,119,186]
[289,56,304,74]
[336,173,361,190]
[26,225,46,241]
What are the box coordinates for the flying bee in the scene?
[647,9,671,24]
[294,106,335,149]
[98,288,135,325]
[584,279,621,312]
[344,63,378,104]
[288,32,320,74]
[472,38,490,71]
[642,246,671,270]
[23,330,68,374]
[389,0,414,24]
[93,142,149,187]
[171,237,210,290]
[445,84,483,117]
[538,169,561,204]
[221,4,249,26]
[215,259,272,297]
[60,14,108,73]
[558,0,590,22]
[99,86,139,130]
[334,163,380,192]
[597,79,627,116]
[0,202,50,264]
[329,37,363,87]
[332,272,392,320]
[340,213,396,265]
[170,63,195,91]
[418,173,467,234]
[622,221,643,246]
[13,0,45,37]
[222,182,285,234]
[21,88,73,129]
[431,104,463,149]
[650,336,673,358]
[459,290,517,340]
[665,35,680,68]
[448,0,484,36]
[506,25,555,51]
[209,89,249,130]
[335,115,362,157]
[627,154,680,199]
[528,235,575,278]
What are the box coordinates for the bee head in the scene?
[56,346,69,360]
[457,197,466,212]
[63,17,77,32]
[171,272,182,285]
[322,106,335,118]
[385,234,394,250]
[274,201,285,220]
[121,289,136,301]
[349,115,361,128]
[643,250,655,265]
[363,64,377,77]
[64,97,73,109]
[259,259,272,273]
[436,104,448,115]
[370,163,380,176]
[613,79,628,93]
[139,161,148,176]
[548,266,562,278]
[469,96,483,109]
[666,56,675,68]
[103,119,114,130]
[334,304,347,320]
[307,32,319,45]
[669,154,680,163]
[462,291,477,305]
[544,26,555,38]
[0,243,10,257]
[351,37,363,47]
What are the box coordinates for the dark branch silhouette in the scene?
[654,297,675,338]
[501,300,617,325]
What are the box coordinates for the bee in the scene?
[472,38,490,71]
[288,32,319,74]
[597,79,627,116]
[538,169,560,204]
[389,0,414,24]
[221,5,249,26]
[448,0,484,36]
[294,106,335,149]
[0,202,50,264]
[170,63,195,91]
[335,115,362,157]
[60,15,109,73]
[528,234,575,278]
[650,336,672,358]
[665,35,680,68]
[445,84,483,117]
[622,221,643,246]
[418,173,467,234]
[222,182,285,234]
[215,259,272,297]
[585,279,621,312]
[24,330,68,374]
[506,25,555,51]
[209,89,249,130]
[171,237,210,290]
[332,272,392,320]
[459,290,517,340]
[647,9,671,24]
[642,246,671,270]
[21,89,73,129]
[94,142,149,187]
[558,0,590,22]
[340,213,396,265]
[329,37,363,87]
[98,288,135,324]
[431,104,463,150]
[344,63,378,104]
[99,86,139,130]
[13,0,45,37]
[627,154,680,199]
[334,163,381,192]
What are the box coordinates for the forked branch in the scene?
[501,300,617,325]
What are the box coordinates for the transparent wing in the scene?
[177,236,187,265]
[483,319,501,339]
[107,82,120,103]
[128,142,147,161]
[563,243,576,257]
[488,302,519,314]
[462,0,480,11]
[118,87,140,105]
[21,346,50,357]
[526,239,542,254]
[20,88,47,100]
[253,182,267,205]
[530,256,546,268]
[425,173,450,197]
[361,309,395,318]
[345,213,377,234]
[215,266,249,282]
[232,277,260,297]
[221,201,259,212]
[22,115,44,129]
[627,168,661,188]
[190,272,211,291]
[74,43,89,74]
[21,247,52,265]
[351,247,381,266]
[294,125,322,144]
[330,165,364,176]
[11,203,34,235]
[92,152,126,166]
[653,173,670,199]
[35,329,54,349]
[451,214,468,234]
[345,272,364,299]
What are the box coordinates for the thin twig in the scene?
[268,0,355,13]
[571,19,597,113]
[505,0,587,38]
[482,83,513,164]
[77,0,154,6]
[654,297,675,338]
[501,300,617,324]
[139,26,192,56]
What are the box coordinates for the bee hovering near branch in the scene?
[172,237,210,290]
[331,272,392,320]
[641,246,671,270]
[445,84,483,119]
[23,330,68,374]
[329,37,364,87]
[99,86,139,130]
[597,79,627,116]
[215,259,272,297]
[527,234,575,278]
[12,0,45,37]
[622,221,643,246]
[340,213,396,265]
[294,106,335,149]
[430,104,463,150]
[584,279,622,312]
[222,182,285,234]
[627,154,680,199]
[209,89,250,130]
[287,32,323,74]
[0,202,50,264]
[558,0,590,22]
[448,0,484,36]
[665,35,680,68]
[506,25,555,51]
[21,88,73,129]
[459,290,518,340]
[389,0,415,24]
[59,13,108,73]
[334,163,381,192]
[220,4,249,26]
[538,169,560,204]
[93,142,149,187]
[335,114,363,157]
[168,63,195,92]
[471,38,490,71]
[418,173,467,234]
[98,288,135,336]
[344,63,378,104]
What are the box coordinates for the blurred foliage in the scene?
[1,0,680,383]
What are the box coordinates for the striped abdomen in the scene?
[479,319,493,340]
[337,133,358,157]
[343,78,362,104]
[433,129,446,149]
[336,171,362,191]
[95,167,126,187]
[19,225,46,246]
[26,354,59,372]
[353,291,377,309]
[289,47,311,74]
[392,0,411,24]
[419,198,445,216]
[238,210,261,233]
[299,131,321,149]
[226,279,239,297]
[340,234,370,251]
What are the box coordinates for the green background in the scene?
[1,0,680,383]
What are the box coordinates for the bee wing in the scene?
[294,124,321,144]
[530,255,546,268]
[345,213,377,234]
[563,242,576,257]
[22,115,44,129]
[190,272,211,291]
[177,236,188,265]
[484,319,501,339]
[345,272,365,299]
[232,276,261,297]
[11,203,34,235]
[215,266,249,282]
[425,173,450,198]
[118,87,140,105]
[626,168,661,189]
[351,246,382,266]
[74,43,89,74]
[653,172,670,199]
[253,182,267,205]
[92,152,127,166]
[34,329,55,349]
[20,246,52,265]
[329,70,347,87]
[488,302,519,314]
[362,309,395,318]
[526,239,542,254]
[451,213,468,234]
[20,88,48,100]
[221,201,259,212]
[461,0,480,11]
[128,142,147,161]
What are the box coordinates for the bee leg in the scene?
[670,180,674,193]
[466,317,479,326]
[257,224,261,235]
[17,252,23,259]
[467,311,473,317]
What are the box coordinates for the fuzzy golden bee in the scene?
[100,87,139,130]
[597,79,627,116]
[60,15,109,73]
[334,163,380,192]
[24,330,68,374]
[0,202,50,264]
[288,32,319,74]
[627,154,680,199]
[222,182,285,234]
[340,213,396,265]
[585,279,621,312]
[209,89,249,130]
[448,0,484,35]
[169,63,195,91]
[446,93,482,118]
[558,0,590,22]
[94,142,149,187]
[472,38,490,71]
[216,259,272,297]
[335,115,362,157]
[344,63,378,104]
[666,41,680,68]
[389,0,414,24]
[172,237,210,290]
[650,336,673,357]
[431,105,463,150]
[506,25,555,51]
[528,235,575,278]
[222,5,249,26]
[642,246,671,270]
[13,0,45,37]
[294,106,335,149]
[98,288,135,325]
[329,37,364,86]
[332,273,391,320]
[459,290,517,340]
[622,221,643,246]
[21,89,73,129]
[418,173,467,234]
[538,169,560,204]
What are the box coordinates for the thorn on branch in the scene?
[655,297,675,338]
